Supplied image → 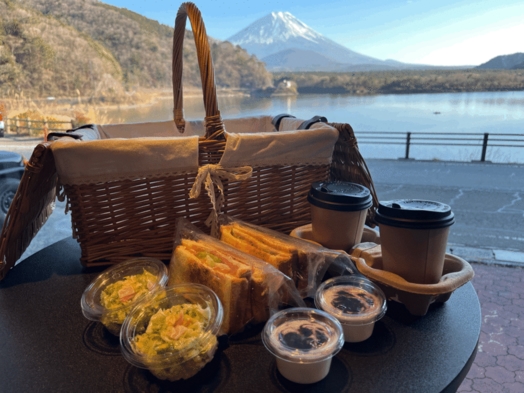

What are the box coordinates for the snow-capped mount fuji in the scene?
[227,12,406,71]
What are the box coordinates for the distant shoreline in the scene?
[296,86,524,95]
[4,69,524,107]
[3,68,524,123]
[273,68,524,97]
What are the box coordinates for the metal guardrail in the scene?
[354,131,524,162]
[1,118,521,162]
[4,117,73,136]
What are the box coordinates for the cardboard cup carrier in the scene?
[307,181,373,251]
[374,200,455,284]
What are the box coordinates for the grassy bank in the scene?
[0,88,169,136]
[0,87,251,137]
[274,69,524,95]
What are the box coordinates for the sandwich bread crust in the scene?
[169,239,251,334]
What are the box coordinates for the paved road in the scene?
[1,136,523,265]
[366,159,524,265]
[0,136,42,159]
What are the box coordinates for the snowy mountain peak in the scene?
[228,11,323,46]
[270,11,292,19]
[227,11,403,72]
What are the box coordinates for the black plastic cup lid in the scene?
[375,199,454,229]
[307,181,373,212]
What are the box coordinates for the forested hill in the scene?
[1,0,273,98]
[477,53,524,70]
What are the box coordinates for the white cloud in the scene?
[418,24,524,66]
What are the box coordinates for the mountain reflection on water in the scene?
[106,91,524,163]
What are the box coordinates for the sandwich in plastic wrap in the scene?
[218,215,359,298]
[168,219,305,335]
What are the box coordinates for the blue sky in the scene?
[103,0,523,66]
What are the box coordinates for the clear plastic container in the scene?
[120,284,223,381]
[262,307,344,384]
[80,258,168,335]
[315,276,387,343]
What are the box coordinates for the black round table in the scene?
[0,237,481,393]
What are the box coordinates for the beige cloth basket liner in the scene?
[51,116,339,186]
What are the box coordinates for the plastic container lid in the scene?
[262,307,344,363]
[120,284,223,381]
[307,181,373,212]
[315,276,387,326]
[80,257,168,334]
[374,199,455,229]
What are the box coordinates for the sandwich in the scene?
[169,238,272,334]
[219,222,298,281]
[219,221,323,293]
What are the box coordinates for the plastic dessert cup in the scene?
[315,276,387,343]
[374,200,455,284]
[81,257,168,335]
[120,284,223,381]
[262,307,344,384]
[308,181,373,251]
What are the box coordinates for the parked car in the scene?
[0,151,25,224]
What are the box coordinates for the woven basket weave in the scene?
[0,2,378,280]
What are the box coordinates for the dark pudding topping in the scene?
[332,289,375,313]
[323,286,379,316]
[277,322,329,350]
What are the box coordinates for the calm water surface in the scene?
[105,91,524,163]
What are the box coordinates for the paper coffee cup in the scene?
[375,200,455,284]
[308,181,373,251]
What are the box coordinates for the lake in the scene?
[104,91,524,163]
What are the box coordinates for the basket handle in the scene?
[172,2,224,140]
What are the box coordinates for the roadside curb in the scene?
[1,135,43,142]
[448,243,524,268]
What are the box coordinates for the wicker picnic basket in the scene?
[0,2,378,281]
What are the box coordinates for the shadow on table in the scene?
[385,298,447,324]
[0,237,98,288]
[122,341,230,393]
[343,320,395,356]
